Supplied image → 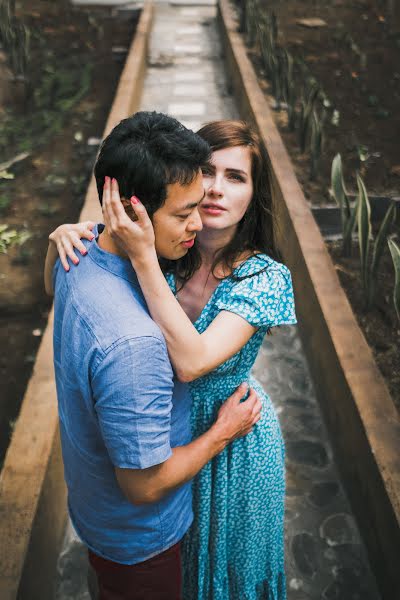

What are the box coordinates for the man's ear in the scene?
[120,197,139,222]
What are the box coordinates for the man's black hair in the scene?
[94,111,211,216]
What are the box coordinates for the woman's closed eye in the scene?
[228,173,245,182]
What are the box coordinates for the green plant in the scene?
[356,173,372,297]
[0,0,30,77]
[388,238,400,321]
[309,110,323,180]
[369,202,397,307]
[0,224,31,254]
[282,49,296,130]
[330,154,357,256]
[245,0,258,46]
[298,81,320,153]
[356,174,397,307]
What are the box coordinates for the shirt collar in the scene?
[87,223,141,288]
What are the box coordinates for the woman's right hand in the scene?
[49,221,95,271]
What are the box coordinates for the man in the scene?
[50,112,261,599]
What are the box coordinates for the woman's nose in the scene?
[207,176,223,197]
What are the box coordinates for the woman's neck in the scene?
[197,226,236,269]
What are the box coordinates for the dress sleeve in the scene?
[215,263,297,329]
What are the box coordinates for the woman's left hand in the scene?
[102,176,156,263]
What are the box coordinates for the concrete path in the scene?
[54,3,381,599]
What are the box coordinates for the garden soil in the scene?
[0,0,138,465]
[248,0,400,411]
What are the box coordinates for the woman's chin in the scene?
[200,218,230,231]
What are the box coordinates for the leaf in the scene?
[370,202,396,305]
[0,170,14,180]
[388,238,400,321]
[0,152,30,173]
[356,173,371,296]
[331,154,355,255]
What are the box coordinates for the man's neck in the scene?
[97,228,128,259]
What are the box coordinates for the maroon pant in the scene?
[88,543,182,600]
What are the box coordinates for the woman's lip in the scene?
[201,205,226,215]
[181,239,195,248]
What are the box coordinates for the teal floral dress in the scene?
[167,254,297,600]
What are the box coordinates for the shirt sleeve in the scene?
[91,335,174,469]
[215,264,297,329]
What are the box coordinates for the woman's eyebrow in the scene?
[225,167,248,176]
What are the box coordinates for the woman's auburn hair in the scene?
[163,119,280,288]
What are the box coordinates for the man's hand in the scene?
[212,383,262,445]
[116,382,262,506]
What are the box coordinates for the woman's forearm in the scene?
[133,252,208,381]
[44,242,59,295]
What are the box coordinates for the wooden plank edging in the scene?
[0,3,154,599]
[218,0,400,597]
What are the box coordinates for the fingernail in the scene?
[90,235,95,241]
[81,250,87,255]
[73,259,79,265]
[131,195,139,205]
[105,176,110,183]
[112,178,116,184]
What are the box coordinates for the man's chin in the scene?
[162,247,189,261]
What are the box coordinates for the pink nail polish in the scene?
[131,195,139,205]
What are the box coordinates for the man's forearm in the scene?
[116,422,228,505]
[116,384,260,506]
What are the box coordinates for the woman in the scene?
[46,120,296,600]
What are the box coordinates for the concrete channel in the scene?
[53,2,381,599]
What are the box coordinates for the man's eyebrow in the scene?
[181,189,206,210]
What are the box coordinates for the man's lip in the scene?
[181,238,195,247]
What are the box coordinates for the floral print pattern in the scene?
[167,254,297,600]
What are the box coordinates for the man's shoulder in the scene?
[54,256,165,352]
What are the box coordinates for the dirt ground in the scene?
[256,0,400,202]
[0,1,138,465]
[328,241,400,408]
[243,0,400,411]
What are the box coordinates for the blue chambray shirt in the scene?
[52,225,193,564]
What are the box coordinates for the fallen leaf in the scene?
[297,18,327,28]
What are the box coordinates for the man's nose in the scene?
[188,207,203,232]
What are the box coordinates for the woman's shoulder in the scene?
[216,252,296,328]
[234,252,290,279]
